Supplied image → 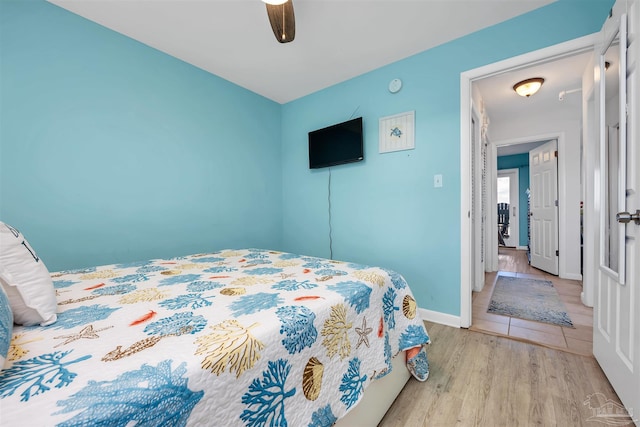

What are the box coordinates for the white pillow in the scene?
[0,222,57,326]
[0,284,13,369]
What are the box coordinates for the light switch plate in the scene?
[434,174,443,188]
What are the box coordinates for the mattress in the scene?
[0,249,430,426]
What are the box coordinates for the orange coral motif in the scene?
[405,346,421,361]
[84,283,105,291]
[303,269,312,274]
[294,296,322,302]
[378,317,384,338]
[209,276,230,279]
[129,310,157,326]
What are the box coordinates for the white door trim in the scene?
[460,33,597,328]
[487,143,499,272]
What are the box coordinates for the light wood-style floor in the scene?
[379,322,632,426]
[470,247,593,356]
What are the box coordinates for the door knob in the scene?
[616,210,640,225]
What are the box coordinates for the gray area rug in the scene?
[488,276,574,328]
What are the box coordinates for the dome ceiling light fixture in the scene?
[513,77,545,98]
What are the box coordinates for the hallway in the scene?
[470,247,593,356]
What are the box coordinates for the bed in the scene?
[0,243,430,426]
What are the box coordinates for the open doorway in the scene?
[497,168,519,248]
[494,138,560,275]
[459,35,596,329]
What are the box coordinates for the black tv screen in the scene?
[308,117,363,169]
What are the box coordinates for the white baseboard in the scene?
[517,246,528,251]
[581,291,594,308]
[472,282,485,293]
[419,308,460,328]
[562,273,583,281]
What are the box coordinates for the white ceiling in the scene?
[475,50,591,128]
[47,0,555,104]
[476,50,593,156]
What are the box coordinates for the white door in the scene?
[592,0,639,423]
[529,140,559,275]
[471,112,486,292]
[497,168,519,248]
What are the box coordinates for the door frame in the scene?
[460,34,597,328]
[488,135,566,272]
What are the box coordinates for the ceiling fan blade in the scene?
[265,1,295,43]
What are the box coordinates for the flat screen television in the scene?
[308,117,363,169]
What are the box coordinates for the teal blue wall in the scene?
[0,1,283,271]
[0,0,613,316]
[281,0,612,316]
[498,153,530,246]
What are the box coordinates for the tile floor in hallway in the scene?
[470,247,593,356]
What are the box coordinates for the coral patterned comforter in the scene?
[0,249,430,426]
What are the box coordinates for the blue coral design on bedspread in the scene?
[0,249,430,426]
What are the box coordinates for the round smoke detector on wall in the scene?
[388,78,402,94]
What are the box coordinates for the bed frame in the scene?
[335,352,410,426]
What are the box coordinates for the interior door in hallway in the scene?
[592,1,639,423]
[529,139,559,275]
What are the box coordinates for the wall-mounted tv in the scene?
[308,117,363,169]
